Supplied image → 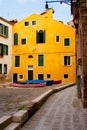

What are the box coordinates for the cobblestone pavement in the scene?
[21,86,87,130]
[0,83,63,118]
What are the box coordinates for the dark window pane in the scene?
[22,38,26,45]
[36,30,46,43]
[64,74,68,78]
[32,21,36,25]
[24,22,29,26]
[4,64,7,74]
[64,56,70,66]
[56,36,59,42]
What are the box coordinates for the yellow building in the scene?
[12,9,76,84]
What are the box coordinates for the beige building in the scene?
[0,17,13,82]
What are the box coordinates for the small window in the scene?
[19,75,23,79]
[32,20,36,25]
[64,74,68,79]
[28,55,33,58]
[64,56,70,66]
[38,74,44,80]
[0,64,2,74]
[4,64,7,74]
[64,38,70,46]
[22,38,26,45]
[56,36,59,42]
[24,21,29,26]
[47,74,51,78]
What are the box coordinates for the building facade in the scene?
[72,0,87,107]
[0,17,13,82]
[12,9,76,84]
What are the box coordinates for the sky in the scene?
[0,0,73,24]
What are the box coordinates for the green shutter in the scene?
[43,30,46,43]
[6,45,8,55]
[64,38,70,46]
[0,44,3,56]
[15,56,20,67]
[3,44,6,55]
[14,33,18,45]
[38,55,44,66]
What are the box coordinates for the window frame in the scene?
[4,64,7,74]
[36,30,46,44]
[56,35,60,43]
[24,21,29,26]
[15,56,20,67]
[38,54,44,67]
[38,74,44,80]
[22,38,26,45]
[64,74,68,79]
[14,33,18,45]
[32,20,36,25]
[64,38,70,46]
[64,56,71,66]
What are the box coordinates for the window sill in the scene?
[0,34,8,38]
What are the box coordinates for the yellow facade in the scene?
[12,9,76,83]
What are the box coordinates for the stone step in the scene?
[0,115,12,129]
[3,122,20,130]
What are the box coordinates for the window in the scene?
[4,64,7,74]
[32,20,36,25]
[28,55,33,58]
[0,64,2,74]
[47,74,51,78]
[38,74,44,80]
[15,56,20,67]
[64,74,68,79]
[4,26,8,37]
[24,21,29,26]
[64,56,70,66]
[64,38,70,46]
[38,55,44,66]
[3,45,8,55]
[14,33,18,45]
[36,30,46,43]
[0,24,3,35]
[0,43,3,56]
[0,43,8,56]
[56,35,59,42]
[19,75,23,79]
[0,24,8,37]
[22,38,26,45]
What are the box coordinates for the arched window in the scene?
[28,55,33,58]
[14,33,18,45]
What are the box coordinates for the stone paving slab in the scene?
[21,86,87,130]
[0,83,64,118]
